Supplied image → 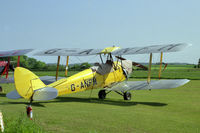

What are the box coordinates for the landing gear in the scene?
[123,92,131,100]
[98,89,132,101]
[98,90,106,99]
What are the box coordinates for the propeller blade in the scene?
[132,62,148,70]
[115,56,126,61]
[162,63,168,72]
[115,56,148,70]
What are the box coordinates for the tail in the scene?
[12,67,58,101]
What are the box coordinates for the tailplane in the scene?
[7,67,58,101]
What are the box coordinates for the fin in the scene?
[14,67,46,100]
[32,87,58,101]
[6,89,22,99]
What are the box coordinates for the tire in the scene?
[123,92,131,100]
[98,90,106,100]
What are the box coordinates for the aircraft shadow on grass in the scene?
[1,96,167,107]
[54,97,168,107]
[0,93,6,97]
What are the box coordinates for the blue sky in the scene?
[0,0,199,64]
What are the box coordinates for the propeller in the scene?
[161,62,168,72]
[115,56,148,70]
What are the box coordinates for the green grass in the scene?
[130,69,200,80]
[3,112,43,133]
[0,79,200,133]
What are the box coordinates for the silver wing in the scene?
[34,43,190,56]
[0,49,33,57]
[107,79,190,92]
[34,48,103,56]
[112,43,191,55]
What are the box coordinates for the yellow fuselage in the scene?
[48,63,126,96]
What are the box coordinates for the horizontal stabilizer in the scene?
[40,76,65,85]
[32,87,58,101]
[0,77,14,83]
[108,79,190,91]
[6,89,22,99]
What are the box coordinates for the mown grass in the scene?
[130,69,200,80]
[0,65,200,133]
[0,80,200,133]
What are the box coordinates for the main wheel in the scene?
[98,90,106,100]
[123,92,131,100]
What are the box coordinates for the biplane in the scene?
[6,43,191,102]
[0,49,33,91]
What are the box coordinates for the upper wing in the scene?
[34,48,103,56]
[107,79,190,92]
[0,49,33,57]
[34,43,190,56]
[112,43,191,55]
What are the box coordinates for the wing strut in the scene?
[17,56,20,67]
[100,54,104,63]
[147,53,152,84]
[56,56,60,81]
[158,52,163,79]
[65,56,69,77]
[6,57,10,79]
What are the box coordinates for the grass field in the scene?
[0,65,200,133]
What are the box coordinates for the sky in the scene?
[0,0,199,64]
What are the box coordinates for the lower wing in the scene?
[107,79,190,92]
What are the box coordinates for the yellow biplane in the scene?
[7,43,191,102]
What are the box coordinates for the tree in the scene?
[0,55,47,70]
[80,62,92,70]
[34,61,46,70]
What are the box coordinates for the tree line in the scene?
[0,55,92,71]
